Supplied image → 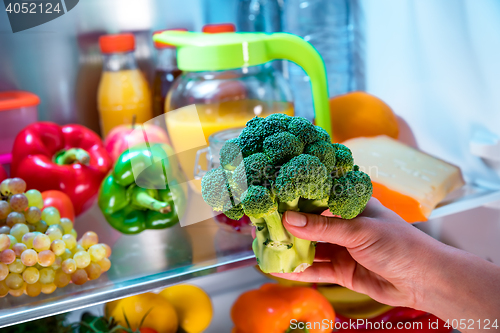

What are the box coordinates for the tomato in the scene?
[140,329,159,333]
[42,190,75,222]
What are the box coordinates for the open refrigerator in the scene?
[0,0,499,332]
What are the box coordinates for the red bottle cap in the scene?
[0,91,40,112]
[202,23,236,33]
[153,28,188,49]
[99,33,135,54]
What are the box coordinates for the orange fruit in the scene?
[328,91,399,143]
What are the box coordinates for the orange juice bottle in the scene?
[98,34,152,136]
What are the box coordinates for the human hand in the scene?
[272,198,444,310]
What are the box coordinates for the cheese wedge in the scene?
[343,136,465,222]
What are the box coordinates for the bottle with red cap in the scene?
[151,29,185,119]
[97,33,152,136]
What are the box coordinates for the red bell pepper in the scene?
[0,166,6,182]
[11,122,112,215]
[336,307,428,329]
[336,311,451,332]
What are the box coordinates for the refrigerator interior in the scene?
[0,0,499,331]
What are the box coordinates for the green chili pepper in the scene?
[98,144,186,234]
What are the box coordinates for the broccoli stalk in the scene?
[201,114,372,274]
[252,217,315,273]
[298,198,329,214]
[278,197,300,212]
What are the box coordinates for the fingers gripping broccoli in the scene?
[201,114,372,273]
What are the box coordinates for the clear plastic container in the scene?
[0,91,39,157]
[194,128,253,234]
[283,0,365,119]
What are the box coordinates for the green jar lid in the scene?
[153,31,332,136]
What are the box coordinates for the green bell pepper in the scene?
[98,144,187,234]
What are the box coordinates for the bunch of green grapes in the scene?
[0,178,112,297]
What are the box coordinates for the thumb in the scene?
[283,210,372,248]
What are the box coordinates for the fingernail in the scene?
[285,211,307,227]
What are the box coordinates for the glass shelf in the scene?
[0,191,255,329]
[429,182,500,220]
[1,181,499,328]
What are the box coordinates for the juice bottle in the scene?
[152,29,185,119]
[97,33,152,136]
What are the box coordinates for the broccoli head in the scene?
[328,170,373,219]
[219,138,243,171]
[201,114,371,273]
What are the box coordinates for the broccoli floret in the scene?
[238,126,264,157]
[201,167,233,211]
[241,185,278,219]
[275,154,332,206]
[315,125,331,142]
[241,186,291,246]
[219,138,243,171]
[332,143,354,177]
[328,170,373,219]
[260,113,291,137]
[288,117,319,144]
[232,153,274,189]
[201,114,371,274]
[304,140,336,173]
[223,203,245,220]
[246,116,264,128]
[263,132,303,165]
[238,115,292,157]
